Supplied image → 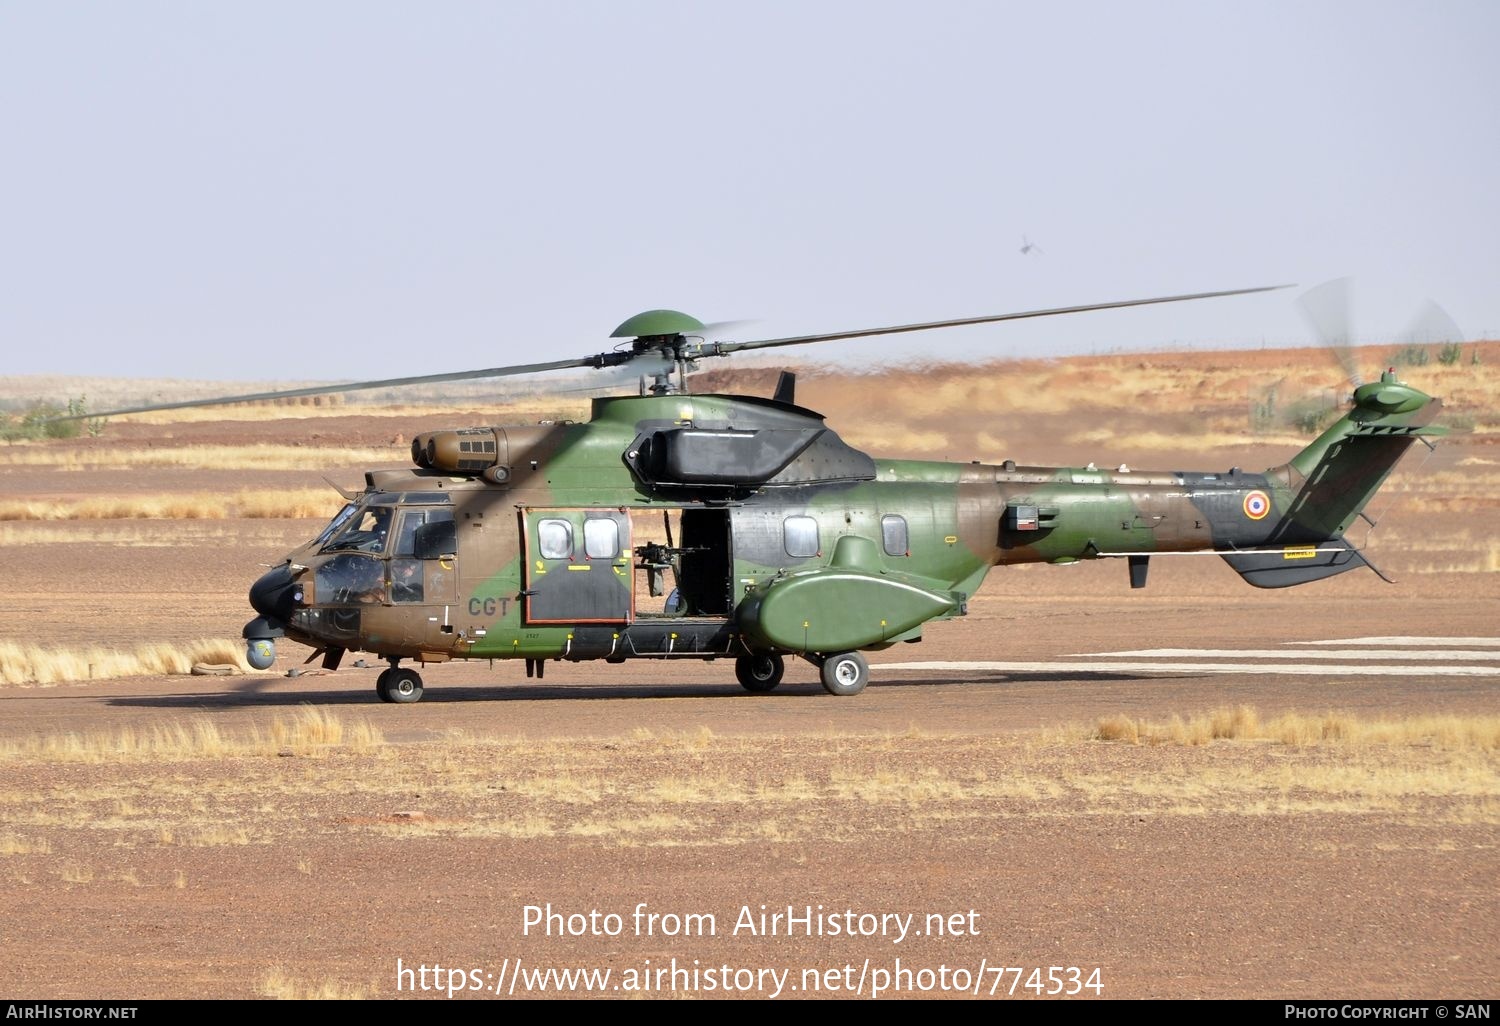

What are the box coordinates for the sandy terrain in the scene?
[0,351,1496,1000]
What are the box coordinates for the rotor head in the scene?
[611,310,706,339]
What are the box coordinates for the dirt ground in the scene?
[0,362,1496,1001]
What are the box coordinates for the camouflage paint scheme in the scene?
[244,370,1442,700]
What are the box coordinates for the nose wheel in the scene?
[376,666,424,704]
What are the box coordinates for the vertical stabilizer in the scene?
[1265,369,1444,543]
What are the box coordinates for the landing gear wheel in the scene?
[376,667,424,704]
[735,652,785,693]
[819,651,869,697]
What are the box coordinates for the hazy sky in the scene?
[2,1,1496,386]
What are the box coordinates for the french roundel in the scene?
[1243,490,1271,520]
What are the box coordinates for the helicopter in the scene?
[69,285,1445,703]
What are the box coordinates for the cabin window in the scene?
[538,519,573,559]
[783,515,819,558]
[881,514,909,556]
[584,518,620,559]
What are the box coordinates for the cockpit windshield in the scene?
[314,503,359,548]
[321,504,397,554]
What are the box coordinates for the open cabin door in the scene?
[521,508,633,624]
[628,507,735,618]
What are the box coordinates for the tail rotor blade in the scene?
[1297,278,1361,389]
[1399,299,1465,347]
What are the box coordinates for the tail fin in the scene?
[1223,369,1444,588]
[1270,369,1444,540]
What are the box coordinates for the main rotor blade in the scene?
[51,355,600,420]
[51,283,1292,421]
[710,284,1294,356]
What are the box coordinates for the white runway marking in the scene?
[877,661,1500,677]
[1083,648,1500,662]
[879,636,1500,678]
[1287,637,1500,647]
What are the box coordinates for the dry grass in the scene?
[0,443,399,471]
[0,638,250,685]
[625,726,716,751]
[59,862,94,884]
[374,813,557,840]
[183,825,253,847]
[1092,706,1500,749]
[508,774,605,804]
[1386,470,1500,518]
[648,775,741,803]
[232,489,343,519]
[0,833,52,856]
[2,719,236,763]
[1361,523,1500,574]
[258,967,373,1000]
[566,813,694,841]
[0,488,338,521]
[0,521,299,547]
[2,723,1495,864]
[0,707,384,763]
[1401,543,1500,575]
[0,495,227,521]
[269,706,384,751]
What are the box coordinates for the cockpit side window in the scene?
[322,505,396,554]
[395,508,456,557]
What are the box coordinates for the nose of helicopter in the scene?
[244,564,298,671]
[249,563,298,623]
